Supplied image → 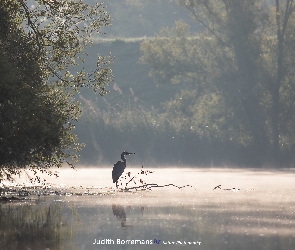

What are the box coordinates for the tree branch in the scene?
[122,183,196,191]
[282,0,294,38]
[18,0,44,53]
[182,1,230,47]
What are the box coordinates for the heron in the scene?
[112,151,134,187]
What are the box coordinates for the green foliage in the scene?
[140,19,255,146]
[140,0,295,165]
[0,1,113,179]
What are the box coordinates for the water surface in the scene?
[0,167,294,250]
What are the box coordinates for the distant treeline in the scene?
[74,0,295,168]
[74,39,295,167]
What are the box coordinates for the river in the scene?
[0,167,294,250]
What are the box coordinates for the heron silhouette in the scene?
[112,151,134,187]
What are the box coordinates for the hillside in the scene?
[78,39,184,112]
[83,0,202,37]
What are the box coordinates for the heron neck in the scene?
[121,155,126,162]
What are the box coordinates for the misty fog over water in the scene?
[1,167,294,249]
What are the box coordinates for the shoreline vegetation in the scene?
[75,38,295,168]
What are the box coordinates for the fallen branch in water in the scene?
[213,184,255,192]
[117,166,196,191]
[122,183,196,191]
[117,165,154,188]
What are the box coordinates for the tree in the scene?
[0,1,113,180]
[141,0,295,165]
[272,0,295,161]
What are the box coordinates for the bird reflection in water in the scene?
[112,204,145,228]
[112,204,133,227]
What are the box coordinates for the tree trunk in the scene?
[273,0,284,165]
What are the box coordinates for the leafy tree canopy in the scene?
[141,0,295,165]
[0,0,113,180]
